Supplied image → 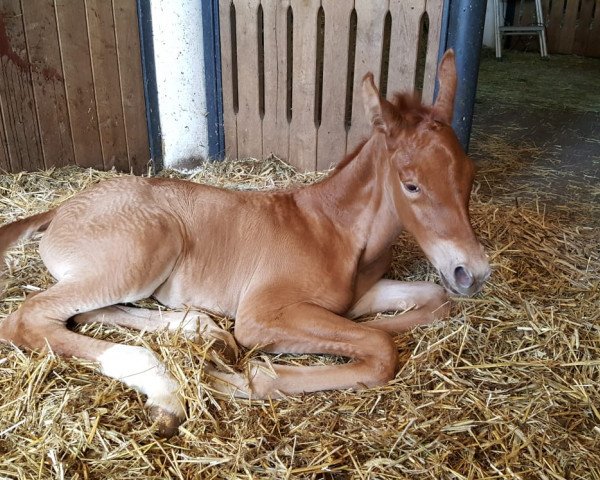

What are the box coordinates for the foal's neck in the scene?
[296,134,404,253]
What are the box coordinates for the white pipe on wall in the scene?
[150,0,208,169]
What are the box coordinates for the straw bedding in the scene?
[0,137,598,479]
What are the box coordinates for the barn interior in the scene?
[1,36,599,480]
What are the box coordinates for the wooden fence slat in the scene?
[585,2,600,57]
[546,0,564,52]
[519,0,536,27]
[0,106,9,171]
[346,0,387,152]
[423,0,444,104]
[21,0,73,169]
[86,0,129,171]
[289,0,320,171]
[557,0,579,53]
[234,0,262,159]
[113,0,150,174]
[0,0,44,172]
[219,0,238,159]
[572,0,595,55]
[55,0,103,169]
[262,0,289,162]
[317,0,353,170]
[387,0,426,97]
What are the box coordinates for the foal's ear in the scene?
[362,73,387,133]
[432,49,457,125]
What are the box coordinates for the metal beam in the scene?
[438,0,487,152]
[201,0,225,159]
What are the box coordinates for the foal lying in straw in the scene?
[0,51,490,437]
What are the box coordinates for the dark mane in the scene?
[333,92,436,173]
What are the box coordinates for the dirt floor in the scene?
[471,49,600,214]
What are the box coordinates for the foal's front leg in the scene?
[349,280,450,334]
[206,301,399,399]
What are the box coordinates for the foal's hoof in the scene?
[208,330,239,364]
[148,405,184,438]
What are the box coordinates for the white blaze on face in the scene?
[98,344,185,418]
[424,239,489,292]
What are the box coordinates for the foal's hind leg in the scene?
[73,306,238,362]
[349,280,450,334]
[0,280,186,436]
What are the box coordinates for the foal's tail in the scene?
[0,209,57,269]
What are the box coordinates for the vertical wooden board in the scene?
[234,0,262,159]
[0,0,44,172]
[317,0,353,170]
[218,0,237,159]
[422,0,443,104]
[21,0,74,169]
[219,0,238,158]
[113,0,150,174]
[585,3,600,57]
[55,0,103,169]
[288,0,319,171]
[519,0,536,27]
[557,0,579,53]
[346,0,387,152]
[388,0,426,96]
[86,0,128,171]
[261,0,289,161]
[0,106,9,171]
[572,0,595,54]
[546,0,565,52]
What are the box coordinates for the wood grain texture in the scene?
[388,0,425,97]
[0,104,9,171]
[288,0,319,171]
[422,0,443,104]
[546,0,564,52]
[234,0,262,159]
[21,0,74,169]
[572,0,595,55]
[557,0,578,54]
[55,0,103,169]
[346,0,387,152]
[113,0,149,174]
[262,0,290,162]
[0,0,44,172]
[585,4,600,58]
[86,0,128,171]
[317,0,353,170]
[218,0,238,159]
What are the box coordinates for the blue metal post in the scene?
[201,0,225,159]
[137,0,163,171]
[439,0,487,152]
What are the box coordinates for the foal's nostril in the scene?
[454,266,474,289]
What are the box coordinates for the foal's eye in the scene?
[403,182,421,194]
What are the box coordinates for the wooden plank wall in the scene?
[219,0,443,172]
[512,0,600,57]
[0,0,149,174]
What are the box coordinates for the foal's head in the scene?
[362,50,490,296]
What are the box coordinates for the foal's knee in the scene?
[365,330,399,386]
[426,284,451,319]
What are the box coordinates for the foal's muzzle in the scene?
[441,264,491,297]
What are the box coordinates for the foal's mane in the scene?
[333,93,436,172]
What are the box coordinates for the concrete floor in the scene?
[469,50,599,213]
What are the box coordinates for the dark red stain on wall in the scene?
[0,12,64,82]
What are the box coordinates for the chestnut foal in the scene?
[0,51,490,436]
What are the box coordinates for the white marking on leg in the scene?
[98,344,185,418]
[349,280,414,318]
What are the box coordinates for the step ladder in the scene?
[493,0,548,58]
